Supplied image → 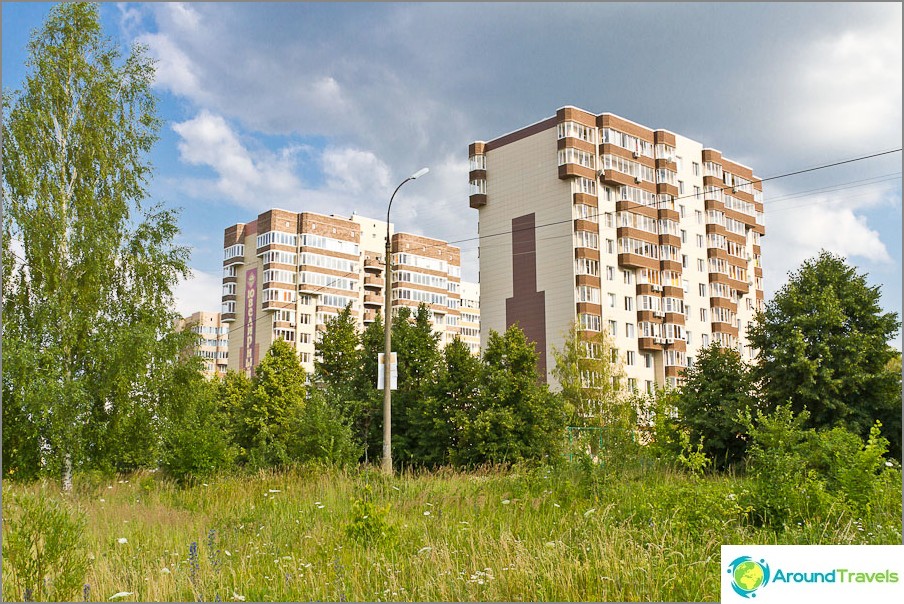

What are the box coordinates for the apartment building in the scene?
[459,281,481,355]
[222,209,471,375]
[469,106,765,390]
[174,311,229,378]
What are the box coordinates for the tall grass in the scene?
[3,461,900,602]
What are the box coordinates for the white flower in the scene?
[202,483,209,487]
[117,538,128,545]
[233,592,246,602]
[423,511,431,516]
[99,498,105,503]
[268,489,281,493]
[501,499,511,505]
[392,486,400,491]
[161,567,171,574]
[545,541,557,548]
[317,504,325,509]
[553,503,561,508]
[583,508,596,517]
[109,592,133,600]
[224,550,231,557]
[418,546,432,554]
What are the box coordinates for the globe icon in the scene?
[733,560,765,592]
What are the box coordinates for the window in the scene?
[224,244,245,260]
[624,296,634,311]
[678,181,686,195]
[626,323,635,338]
[686,331,693,345]
[680,229,687,243]
[257,231,298,249]
[700,308,708,322]
[301,234,358,256]
[606,266,615,281]
[692,162,700,176]
[626,351,636,366]
[575,258,600,276]
[605,212,614,227]
[695,210,703,224]
[702,333,710,347]
[694,186,701,200]
[579,313,601,331]
[679,204,686,218]
[623,270,633,285]
[682,254,688,269]
[646,380,654,394]
[608,293,616,308]
[608,320,617,336]
[606,239,615,254]
[697,259,705,272]
[696,234,704,248]
[645,353,653,368]
[576,285,601,304]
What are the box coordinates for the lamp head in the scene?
[410,167,430,180]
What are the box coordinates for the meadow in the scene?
[4,459,901,602]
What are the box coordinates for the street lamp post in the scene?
[383,167,429,474]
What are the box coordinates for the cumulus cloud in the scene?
[761,181,896,294]
[172,111,304,209]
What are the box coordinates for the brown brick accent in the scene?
[506,213,547,381]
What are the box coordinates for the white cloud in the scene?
[762,182,895,294]
[137,31,205,100]
[322,147,392,196]
[173,268,222,316]
[172,111,304,209]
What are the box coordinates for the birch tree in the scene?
[2,3,190,483]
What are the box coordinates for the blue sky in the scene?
[3,2,902,346]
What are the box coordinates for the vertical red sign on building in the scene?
[242,268,258,375]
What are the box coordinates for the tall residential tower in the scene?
[470,107,765,390]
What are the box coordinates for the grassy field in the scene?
[3,461,901,602]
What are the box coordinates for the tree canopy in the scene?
[748,250,901,456]
[2,2,190,480]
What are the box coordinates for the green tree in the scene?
[455,326,565,466]
[158,359,235,482]
[552,320,628,426]
[676,343,756,469]
[407,337,482,466]
[238,339,307,468]
[391,304,441,464]
[349,314,385,462]
[292,388,361,466]
[314,304,361,400]
[2,2,190,482]
[748,251,901,456]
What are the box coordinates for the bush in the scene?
[1,488,90,602]
[743,405,896,527]
[344,486,398,549]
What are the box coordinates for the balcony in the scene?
[363,309,377,323]
[363,293,384,306]
[364,275,384,288]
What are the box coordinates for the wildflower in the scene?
[886,460,894,467]
[161,567,171,574]
[117,538,128,545]
[268,489,281,493]
[225,550,231,557]
[545,541,557,548]
[109,592,133,600]
[233,593,246,602]
[553,503,561,508]
[202,483,209,487]
[583,508,596,517]
[317,504,325,509]
[501,499,511,505]
[392,486,400,491]
[417,546,432,554]
[99,498,105,503]
[423,511,431,516]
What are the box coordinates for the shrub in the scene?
[1,488,90,602]
[344,486,398,549]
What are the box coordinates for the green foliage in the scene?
[314,304,361,404]
[551,320,627,426]
[455,326,566,466]
[159,360,236,482]
[676,343,756,469]
[633,387,684,463]
[407,337,482,466]
[2,2,190,480]
[239,339,307,468]
[743,405,897,527]
[292,388,361,466]
[2,489,90,602]
[749,251,901,456]
[676,430,711,477]
[344,485,398,548]
[391,304,441,465]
